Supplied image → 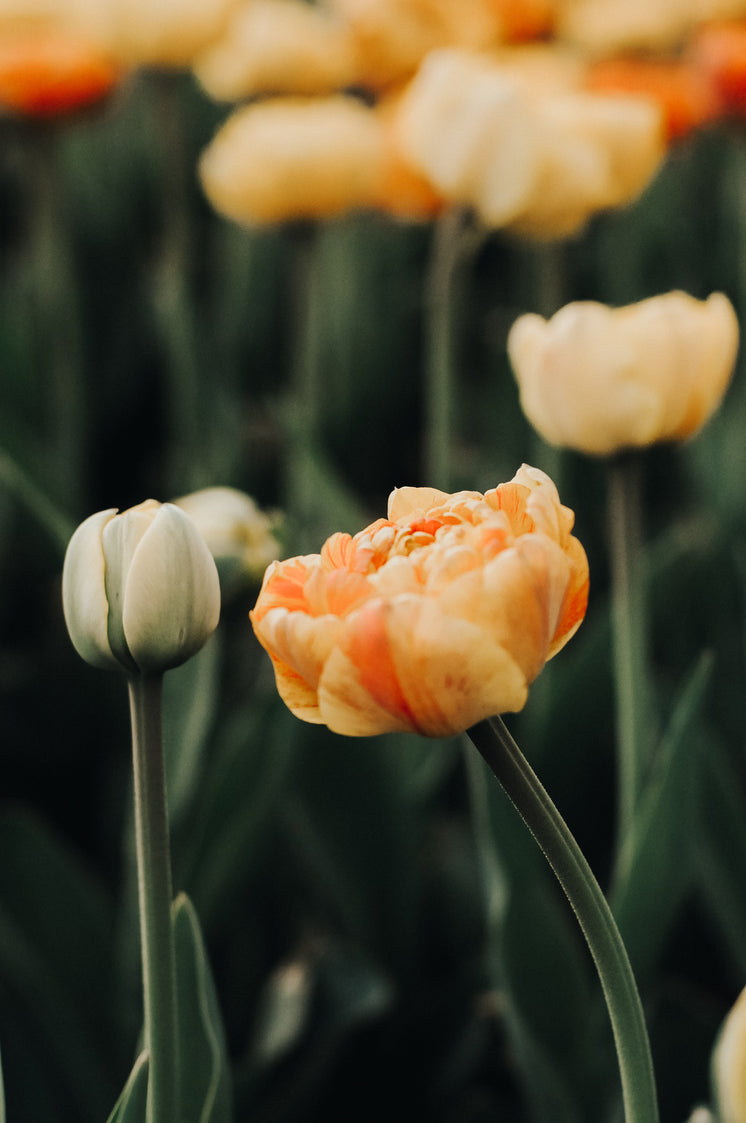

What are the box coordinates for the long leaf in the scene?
[610,650,714,982]
[106,1053,148,1123]
[172,893,232,1123]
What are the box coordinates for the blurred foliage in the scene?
[2,65,746,1123]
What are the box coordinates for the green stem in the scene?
[128,674,178,1123]
[467,715,659,1123]
[423,206,481,491]
[607,453,650,861]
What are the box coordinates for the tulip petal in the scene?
[62,508,120,671]
[318,595,528,737]
[122,504,221,674]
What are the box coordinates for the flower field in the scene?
[3,2,746,1121]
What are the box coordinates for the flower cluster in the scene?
[250,465,589,737]
[194,0,746,236]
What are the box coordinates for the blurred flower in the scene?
[250,465,589,737]
[324,0,504,89]
[193,0,358,100]
[101,0,241,68]
[0,30,120,115]
[199,92,441,225]
[713,985,746,1123]
[507,291,739,456]
[173,486,281,588]
[586,54,721,139]
[62,499,220,675]
[555,0,697,55]
[393,47,665,237]
[688,19,746,115]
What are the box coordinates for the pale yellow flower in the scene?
[193,0,358,101]
[507,291,739,456]
[173,486,280,584]
[393,47,665,238]
[199,93,441,225]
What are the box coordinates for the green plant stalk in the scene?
[467,715,659,1123]
[607,453,650,861]
[128,674,178,1123]
[423,206,481,491]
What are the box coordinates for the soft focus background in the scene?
[3,5,746,1122]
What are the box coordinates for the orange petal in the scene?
[0,33,120,116]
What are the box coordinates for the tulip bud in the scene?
[62,499,221,675]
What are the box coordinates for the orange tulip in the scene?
[586,56,721,141]
[688,20,746,116]
[0,31,119,116]
[250,465,589,737]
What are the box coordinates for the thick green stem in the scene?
[467,715,659,1123]
[128,674,178,1123]
[607,453,650,861]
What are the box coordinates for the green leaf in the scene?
[106,1053,148,1123]
[172,893,232,1123]
[610,650,713,982]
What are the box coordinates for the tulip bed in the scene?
[3,13,746,1123]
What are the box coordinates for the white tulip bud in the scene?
[62,499,221,675]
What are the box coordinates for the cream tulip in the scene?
[62,500,221,675]
[507,291,739,455]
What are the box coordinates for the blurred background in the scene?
[3,2,746,1120]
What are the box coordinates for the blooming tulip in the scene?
[507,291,739,456]
[62,499,220,675]
[713,985,746,1123]
[250,465,588,737]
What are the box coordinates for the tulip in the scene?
[250,465,589,737]
[392,47,665,237]
[193,0,358,101]
[0,31,120,116]
[199,92,440,225]
[507,291,739,456]
[713,985,746,1123]
[586,55,721,141]
[172,486,281,586]
[62,499,220,675]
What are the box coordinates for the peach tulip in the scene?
[507,291,739,456]
[250,465,589,737]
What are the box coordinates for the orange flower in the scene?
[0,31,120,116]
[250,466,589,737]
[586,56,721,141]
[688,20,746,116]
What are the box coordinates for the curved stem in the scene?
[607,453,651,863]
[128,674,178,1123]
[467,715,659,1123]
